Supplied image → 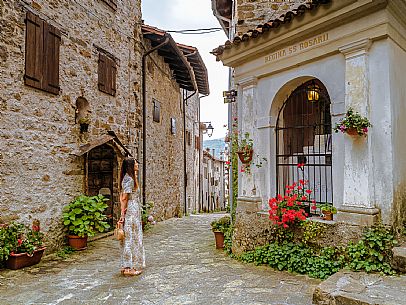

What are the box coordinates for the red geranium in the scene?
[268,182,312,228]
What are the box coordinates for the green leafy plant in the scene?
[211,215,231,233]
[301,220,327,245]
[0,222,44,262]
[56,246,75,259]
[346,223,397,274]
[63,194,110,237]
[317,203,337,214]
[78,116,91,125]
[334,107,372,136]
[142,201,155,231]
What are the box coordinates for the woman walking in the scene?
[119,158,145,276]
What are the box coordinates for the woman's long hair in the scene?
[120,158,139,191]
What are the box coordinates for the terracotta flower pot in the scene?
[6,247,46,270]
[213,231,225,249]
[68,235,88,250]
[346,128,359,136]
[322,211,333,221]
[237,149,253,164]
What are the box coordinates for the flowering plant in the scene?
[0,222,44,261]
[268,180,313,228]
[142,201,156,230]
[334,108,372,136]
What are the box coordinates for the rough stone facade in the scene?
[234,0,307,34]
[0,0,142,251]
[144,48,184,220]
[185,93,202,215]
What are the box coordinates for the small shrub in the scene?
[210,215,231,233]
[63,194,110,237]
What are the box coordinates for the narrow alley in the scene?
[0,214,319,305]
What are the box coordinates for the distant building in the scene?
[202,150,226,212]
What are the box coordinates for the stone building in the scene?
[202,150,227,212]
[141,25,209,220]
[0,0,142,250]
[212,0,406,252]
[0,1,209,251]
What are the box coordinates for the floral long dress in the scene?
[120,174,145,270]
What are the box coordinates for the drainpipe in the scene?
[142,37,170,208]
[183,89,197,215]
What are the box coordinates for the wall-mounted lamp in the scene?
[307,81,320,102]
[200,121,214,137]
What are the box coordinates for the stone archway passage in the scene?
[87,144,117,226]
[275,79,333,206]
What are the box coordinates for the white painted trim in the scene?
[339,38,372,59]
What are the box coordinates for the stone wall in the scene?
[0,0,142,251]
[144,48,184,220]
[234,0,307,34]
[185,93,201,215]
[232,198,365,256]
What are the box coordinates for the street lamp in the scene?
[306,81,320,102]
[200,121,214,137]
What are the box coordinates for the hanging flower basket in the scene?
[6,247,46,270]
[237,149,253,164]
[345,128,359,136]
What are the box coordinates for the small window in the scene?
[170,118,176,134]
[25,12,61,95]
[153,100,161,123]
[98,53,117,96]
[186,131,192,146]
[101,0,117,10]
[195,136,200,150]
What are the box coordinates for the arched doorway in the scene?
[275,79,333,206]
[87,144,117,227]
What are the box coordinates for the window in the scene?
[195,136,200,150]
[25,12,61,95]
[170,118,176,134]
[98,53,117,96]
[153,100,161,123]
[101,0,117,10]
[204,167,207,178]
[186,131,192,146]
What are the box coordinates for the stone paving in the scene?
[0,214,320,305]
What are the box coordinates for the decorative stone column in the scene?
[237,76,258,198]
[337,39,379,225]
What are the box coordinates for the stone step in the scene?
[392,246,406,273]
[313,271,406,305]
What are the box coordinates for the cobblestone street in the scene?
[0,214,319,305]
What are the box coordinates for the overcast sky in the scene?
[142,0,229,140]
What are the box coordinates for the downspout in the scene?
[183,89,197,215]
[142,37,170,208]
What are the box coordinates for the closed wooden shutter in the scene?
[102,0,117,11]
[25,12,43,89]
[43,22,61,95]
[98,53,116,96]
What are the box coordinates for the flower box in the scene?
[6,247,46,270]
[237,149,253,164]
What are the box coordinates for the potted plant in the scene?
[334,107,372,137]
[0,222,45,270]
[236,132,254,164]
[316,203,337,221]
[78,116,91,133]
[63,194,110,250]
[210,215,231,249]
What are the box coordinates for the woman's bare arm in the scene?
[119,192,128,223]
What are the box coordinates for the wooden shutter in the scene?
[153,100,160,122]
[43,22,61,95]
[195,136,200,150]
[25,12,43,89]
[98,53,116,96]
[102,0,117,11]
[98,53,107,93]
